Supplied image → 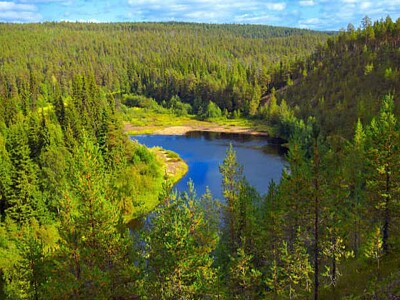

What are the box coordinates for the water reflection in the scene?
[132,132,287,199]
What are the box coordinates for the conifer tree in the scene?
[229,246,262,299]
[219,144,244,253]
[365,95,399,254]
[47,136,136,299]
[344,119,367,256]
[5,121,43,222]
[0,133,12,215]
[266,228,313,299]
[140,184,219,299]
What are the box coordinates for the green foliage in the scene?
[219,144,244,252]
[0,22,328,120]
[123,94,161,110]
[5,121,45,222]
[228,247,262,299]
[46,137,136,299]
[365,95,399,253]
[139,183,219,299]
[202,101,223,119]
[2,18,400,300]
[363,226,384,270]
[266,230,313,299]
[276,17,400,138]
[0,218,59,300]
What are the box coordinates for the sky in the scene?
[0,0,400,31]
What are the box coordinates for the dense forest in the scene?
[272,16,400,138]
[0,19,400,299]
[0,22,329,117]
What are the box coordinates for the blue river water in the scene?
[131,131,287,200]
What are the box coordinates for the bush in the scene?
[202,101,222,119]
[123,94,159,110]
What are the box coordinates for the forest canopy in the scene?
[1,19,400,299]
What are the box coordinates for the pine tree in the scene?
[344,119,367,256]
[266,228,313,299]
[219,144,244,253]
[47,136,136,299]
[365,95,399,254]
[0,218,59,300]
[141,185,219,299]
[0,133,12,215]
[229,247,262,299]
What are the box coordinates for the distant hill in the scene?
[0,22,329,118]
[273,16,400,138]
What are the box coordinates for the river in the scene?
[131,131,287,199]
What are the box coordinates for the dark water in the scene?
[131,131,287,200]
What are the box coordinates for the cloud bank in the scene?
[0,0,399,31]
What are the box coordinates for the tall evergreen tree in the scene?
[47,136,136,299]
[140,184,219,299]
[5,121,43,222]
[219,144,244,253]
[365,95,399,254]
[344,119,367,256]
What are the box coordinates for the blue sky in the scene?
[0,0,399,31]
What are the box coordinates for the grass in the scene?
[123,107,271,135]
[124,107,193,127]
[319,251,400,299]
[125,146,188,221]
[207,116,271,133]
[152,147,188,184]
[164,149,181,161]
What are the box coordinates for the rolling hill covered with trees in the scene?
[0,19,400,299]
[270,16,400,138]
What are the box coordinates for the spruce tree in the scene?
[5,121,43,222]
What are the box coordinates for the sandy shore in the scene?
[125,123,268,136]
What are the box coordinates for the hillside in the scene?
[0,22,329,119]
[273,16,400,138]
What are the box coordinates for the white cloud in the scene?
[235,13,282,23]
[266,2,286,11]
[0,10,40,21]
[127,0,288,23]
[0,1,42,22]
[124,0,400,29]
[18,0,68,3]
[299,0,315,6]
[360,1,372,10]
[0,1,36,10]
[298,17,321,28]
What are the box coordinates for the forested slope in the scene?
[273,16,400,137]
[0,22,329,117]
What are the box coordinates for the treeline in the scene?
[269,16,400,138]
[0,22,329,117]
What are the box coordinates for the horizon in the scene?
[0,0,400,31]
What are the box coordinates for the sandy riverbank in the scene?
[124,123,268,136]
